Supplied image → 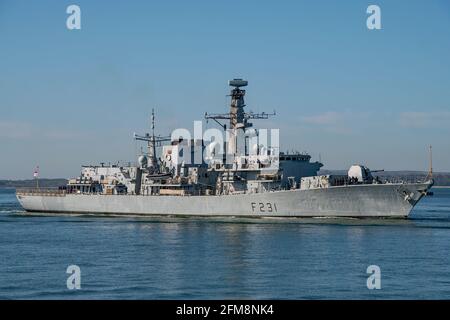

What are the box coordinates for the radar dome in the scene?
[138,155,148,168]
[229,79,248,88]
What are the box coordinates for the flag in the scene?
[33,166,39,178]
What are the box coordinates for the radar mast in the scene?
[205,79,275,159]
[133,109,170,173]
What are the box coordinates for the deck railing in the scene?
[15,175,430,197]
[376,175,429,184]
[16,188,67,196]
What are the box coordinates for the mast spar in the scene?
[429,145,433,180]
[133,109,171,173]
[204,79,276,162]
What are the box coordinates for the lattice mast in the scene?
[133,109,171,173]
[205,79,275,158]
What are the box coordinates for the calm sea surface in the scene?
[1,188,450,299]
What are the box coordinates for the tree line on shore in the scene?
[1,171,450,188]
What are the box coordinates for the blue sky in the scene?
[1,0,450,179]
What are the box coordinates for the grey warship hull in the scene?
[16,79,435,219]
[16,181,432,218]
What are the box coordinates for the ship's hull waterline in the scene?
[16,182,432,218]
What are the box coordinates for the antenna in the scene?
[134,109,171,173]
[428,145,433,180]
[151,108,155,137]
[204,79,276,130]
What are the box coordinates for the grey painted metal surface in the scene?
[16,182,431,218]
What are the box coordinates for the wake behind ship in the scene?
[16,79,433,218]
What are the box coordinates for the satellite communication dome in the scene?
[138,155,148,168]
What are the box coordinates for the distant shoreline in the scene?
[0,179,68,189]
[2,171,450,188]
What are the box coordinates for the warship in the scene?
[16,79,433,218]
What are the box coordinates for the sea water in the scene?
[0,188,449,299]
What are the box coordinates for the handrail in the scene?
[16,188,67,196]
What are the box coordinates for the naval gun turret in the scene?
[348,165,375,184]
